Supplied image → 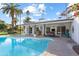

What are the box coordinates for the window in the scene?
[57,26,66,35]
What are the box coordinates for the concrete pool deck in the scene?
[41,37,78,56]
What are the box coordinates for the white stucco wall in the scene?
[71,17,79,44]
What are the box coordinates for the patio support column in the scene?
[25,26,27,34]
[55,26,57,36]
[32,25,35,35]
[42,24,45,36]
[60,27,62,37]
[25,26,29,35]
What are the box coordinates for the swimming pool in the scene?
[0,36,52,56]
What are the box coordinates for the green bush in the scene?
[7,28,15,34]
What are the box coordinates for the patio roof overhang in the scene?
[23,18,73,26]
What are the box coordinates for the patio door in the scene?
[61,26,66,35]
[57,26,66,36]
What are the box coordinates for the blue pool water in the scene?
[0,36,51,56]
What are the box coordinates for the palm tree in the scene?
[61,3,79,17]
[70,3,79,11]
[0,3,22,28]
[12,17,17,26]
[24,17,31,22]
[14,9,22,26]
[16,9,23,34]
[24,10,31,22]
[24,10,31,35]
[26,10,30,16]
[71,3,79,16]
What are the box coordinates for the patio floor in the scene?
[41,37,78,56]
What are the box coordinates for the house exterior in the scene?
[23,19,73,37]
[23,18,79,44]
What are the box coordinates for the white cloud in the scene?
[56,12,61,16]
[38,4,45,13]
[6,14,16,18]
[23,4,41,16]
[6,14,9,17]
[30,18,39,22]
[67,3,75,7]
[38,4,45,10]
[32,3,38,7]
[38,4,47,16]
[47,19,51,20]
[53,18,57,20]
[23,4,47,17]
[34,13,42,16]
[23,5,36,13]
[32,4,36,6]
[21,16,25,20]
[0,3,3,9]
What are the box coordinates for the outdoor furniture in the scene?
[46,32,55,37]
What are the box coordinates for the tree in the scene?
[70,3,79,16]
[24,10,31,22]
[61,3,79,17]
[14,9,23,33]
[26,10,30,16]
[0,24,6,31]
[12,17,18,26]
[0,3,22,28]
[24,17,31,22]
[23,10,31,35]
[0,19,5,24]
[0,20,6,31]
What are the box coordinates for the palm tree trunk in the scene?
[20,14,21,34]
[15,22,16,26]
[12,17,14,28]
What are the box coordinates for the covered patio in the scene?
[24,19,73,37]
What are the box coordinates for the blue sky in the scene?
[0,3,68,24]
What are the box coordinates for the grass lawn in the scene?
[0,32,8,35]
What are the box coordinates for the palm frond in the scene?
[24,17,31,22]
[71,4,78,11]
[1,3,9,6]
[26,10,30,16]
[14,9,23,16]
